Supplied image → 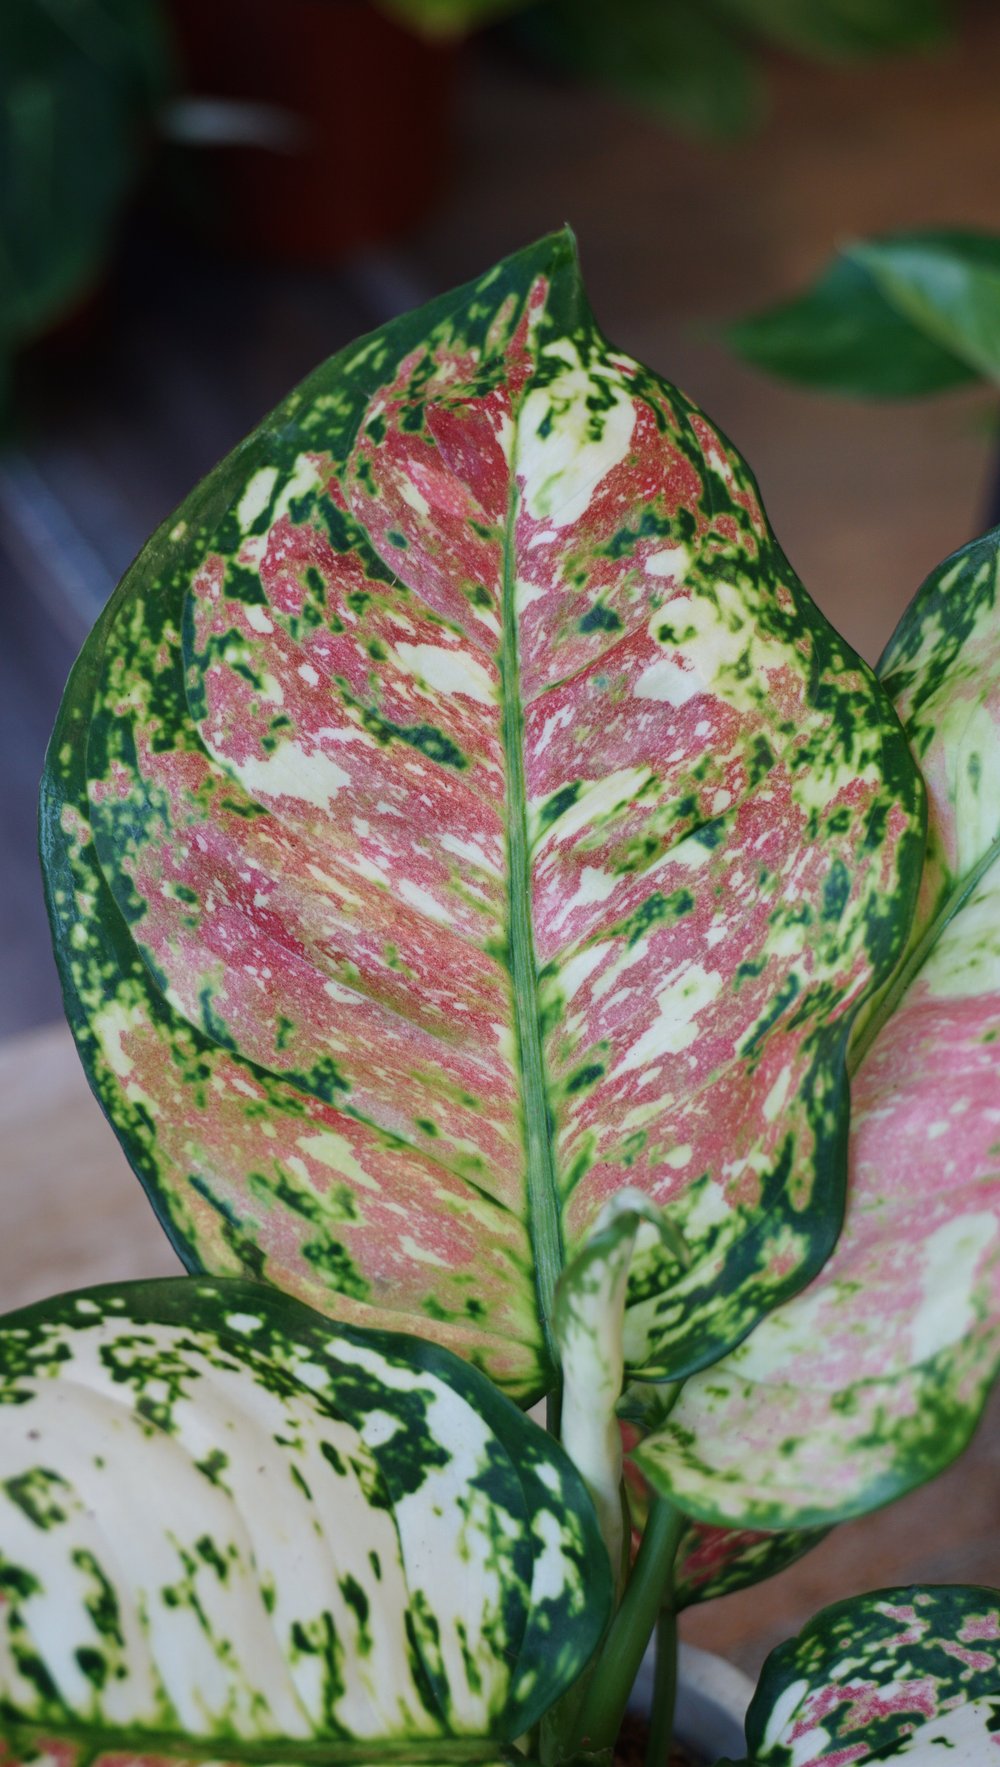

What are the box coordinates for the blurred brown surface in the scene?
[0,1022,182,1317]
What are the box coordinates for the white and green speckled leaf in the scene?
[635,526,1000,1530]
[41,230,922,1403]
[0,1279,610,1767]
[728,1585,1000,1766]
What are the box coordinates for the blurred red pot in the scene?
[167,0,457,260]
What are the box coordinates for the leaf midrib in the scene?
[501,440,563,1382]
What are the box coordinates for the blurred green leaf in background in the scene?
[726,229,1000,398]
[717,0,946,60]
[0,0,172,402]
[511,0,950,136]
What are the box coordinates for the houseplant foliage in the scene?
[507,0,948,138]
[722,1585,1000,1764]
[0,0,170,403]
[384,0,949,137]
[637,525,1000,1527]
[13,231,1000,1766]
[724,227,1000,397]
[40,229,922,1405]
[0,1278,608,1766]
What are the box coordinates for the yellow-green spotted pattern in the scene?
[41,231,922,1402]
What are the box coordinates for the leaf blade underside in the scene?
[636,528,1000,1529]
[41,230,922,1401]
[0,1279,608,1767]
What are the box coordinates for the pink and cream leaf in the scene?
[729,1585,1000,1766]
[673,1521,829,1612]
[41,231,921,1402]
[636,527,1000,1527]
[620,1421,828,1609]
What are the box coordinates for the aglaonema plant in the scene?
[7,229,999,1767]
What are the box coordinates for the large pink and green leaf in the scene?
[729,1585,1000,1765]
[41,231,921,1402]
[636,527,1000,1527]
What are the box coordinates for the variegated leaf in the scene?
[636,527,1000,1527]
[41,230,921,1402]
[729,1585,1000,1766]
[620,1424,827,1609]
[0,1278,608,1767]
[673,1522,828,1612]
[559,1205,826,1612]
[0,1754,510,1767]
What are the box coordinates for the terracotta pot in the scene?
[167,0,457,260]
[630,1641,754,1765]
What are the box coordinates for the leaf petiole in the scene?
[644,1609,679,1767]
[567,1495,685,1758]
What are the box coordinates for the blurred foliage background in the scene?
[0,0,956,402]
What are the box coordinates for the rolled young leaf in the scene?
[728,1585,1000,1765]
[725,229,1000,399]
[41,229,922,1401]
[558,1252,830,1609]
[636,526,1000,1528]
[0,1277,609,1767]
[555,1192,683,1583]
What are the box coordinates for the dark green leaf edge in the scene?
[854,520,1000,1064]
[621,416,927,1382]
[38,233,586,1347]
[674,1521,831,1611]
